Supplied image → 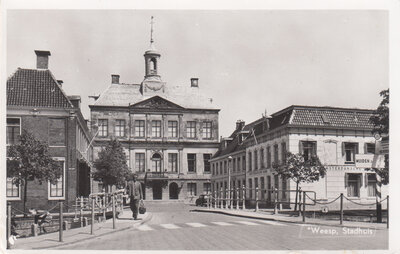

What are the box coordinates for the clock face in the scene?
[374,133,381,140]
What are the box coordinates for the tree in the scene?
[369,89,389,184]
[7,130,62,214]
[93,139,130,192]
[272,152,326,211]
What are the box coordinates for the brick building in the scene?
[6,50,93,211]
[89,34,219,201]
[211,105,388,210]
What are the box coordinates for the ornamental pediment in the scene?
[130,96,184,110]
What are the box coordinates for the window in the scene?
[267,147,271,168]
[367,174,376,197]
[260,177,265,199]
[365,143,375,154]
[152,120,161,137]
[168,121,178,137]
[281,178,287,200]
[188,154,196,172]
[233,158,236,172]
[301,141,316,161]
[260,148,264,168]
[49,118,66,146]
[254,150,258,170]
[346,173,361,197]
[267,176,271,201]
[203,122,212,139]
[248,152,252,171]
[6,178,20,199]
[203,154,211,173]
[98,119,108,137]
[274,144,279,163]
[216,163,219,175]
[7,118,21,145]
[224,161,227,174]
[237,157,241,171]
[187,183,197,196]
[274,175,279,191]
[248,179,253,199]
[135,153,145,172]
[203,183,211,194]
[152,153,162,172]
[344,142,358,164]
[168,153,178,172]
[220,162,223,174]
[281,142,287,162]
[115,120,125,137]
[242,156,246,171]
[187,121,196,138]
[135,120,145,137]
[49,159,65,199]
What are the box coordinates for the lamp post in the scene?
[228,156,233,208]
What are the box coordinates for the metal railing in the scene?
[6,190,125,248]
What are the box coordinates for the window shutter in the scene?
[312,141,317,156]
[358,174,362,189]
[344,173,348,187]
[355,143,359,154]
[364,173,368,187]
[299,141,303,155]
[342,142,346,156]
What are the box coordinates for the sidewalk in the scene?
[11,208,152,250]
[193,207,388,230]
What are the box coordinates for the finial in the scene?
[150,16,154,45]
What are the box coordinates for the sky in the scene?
[6,9,388,137]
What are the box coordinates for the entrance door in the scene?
[169,182,179,199]
[153,181,163,200]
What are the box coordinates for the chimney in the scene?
[68,95,81,108]
[191,78,199,87]
[111,74,120,84]
[34,50,51,69]
[236,120,245,130]
[57,80,63,87]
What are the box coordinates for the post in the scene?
[207,194,210,209]
[74,197,78,219]
[220,188,223,208]
[236,188,239,210]
[302,191,306,222]
[225,189,228,209]
[7,203,11,249]
[255,187,259,212]
[59,201,63,242]
[63,221,69,231]
[340,193,344,225]
[112,194,116,229]
[298,190,302,217]
[242,185,246,210]
[387,195,389,229]
[91,197,95,235]
[214,191,217,209]
[103,195,106,221]
[80,196,83,227]
[273,187,278,214]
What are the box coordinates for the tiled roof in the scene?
[288,106,374,129]
[7,68,73,108]
[91,83,218,110]
[212,119,262,159]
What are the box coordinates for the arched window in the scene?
[151,152,162,172]
[149,58,157,74]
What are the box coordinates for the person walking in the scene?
[126,173,143,220]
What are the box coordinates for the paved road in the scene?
[56,202,388,250]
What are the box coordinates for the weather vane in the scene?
[150,16,154,44]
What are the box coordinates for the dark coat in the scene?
[127,181,143,200]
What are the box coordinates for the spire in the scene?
[150,16,155,49]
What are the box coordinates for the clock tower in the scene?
[141,16,166,94]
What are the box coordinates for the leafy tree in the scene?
[272,152,326,211]
[369,89,389,184]
[93,139,130,192]
[7,130,62,214]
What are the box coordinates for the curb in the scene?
[192,209,387,230]
[27,212,153,250]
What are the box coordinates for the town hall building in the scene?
[89,23,219,201]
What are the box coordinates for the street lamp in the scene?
[228,156,233,208]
